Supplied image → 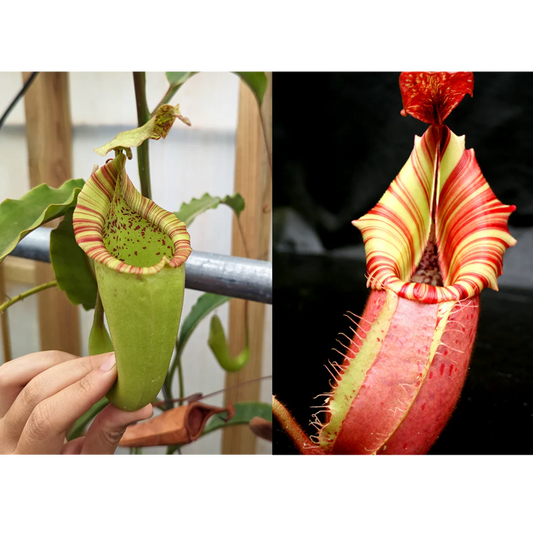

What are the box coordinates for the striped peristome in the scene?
[73,154,191,274]
[353,125,516,304]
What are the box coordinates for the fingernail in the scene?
[100,353,116,372]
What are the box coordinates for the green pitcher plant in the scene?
[0,72,273,453]
[273,72,517,454]
[73,152,192,411]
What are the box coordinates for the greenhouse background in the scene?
[0,72,272,454]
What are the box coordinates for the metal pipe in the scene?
[9,227,272,305]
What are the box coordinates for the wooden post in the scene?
[222,74,272,454]
[22,72,80,355]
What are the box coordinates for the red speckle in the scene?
[421,403,426,411]
[449,364,454,376]
[429,371,433,379]
[440,363,445,376]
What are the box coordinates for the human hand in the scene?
[0,350,152,454]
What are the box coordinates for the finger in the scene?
[0,351,78,417]
[81,403,153,455]
[15,353,117,454]
[61,436,86,455]
[2,353,113,446]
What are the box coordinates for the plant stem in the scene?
[133,72,152,199]
[0,72,39,131]
[0,264,12,362]
[164,338,185,407]
[176,348,185,405]
[68,397,110,440]
[272,396,324,455]
[0,280,57,314]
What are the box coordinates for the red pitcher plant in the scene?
[273,72,516,455]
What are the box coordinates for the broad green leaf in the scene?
[208,314,249,372]
[94,104,191,157]
[174,192,245,227]
[0,179,85,264]
[202,401,272,435]
[234,72,268,105]
[50,208,98,310]
[177,292,231,357]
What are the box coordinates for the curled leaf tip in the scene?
[399,72,474,124]
[94,104,190,156]
[176,113,191,127]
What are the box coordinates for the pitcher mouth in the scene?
[73,154,191,276]
[409,232,443,287]
[353,125,516,304]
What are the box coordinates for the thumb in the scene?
[80,403,153,454]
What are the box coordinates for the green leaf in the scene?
[166,72,196,88]
[174,192,245,227]
[234,72,268,105]
[49,208,98,310]
[208,314,249,372]
[177,292,231,357]
[202,401,272,436]
[94,104,191,157]
[0,179,85,264]
[175,193,222,227]
[221,193,245,218]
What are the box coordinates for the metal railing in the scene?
[10,227,272,305]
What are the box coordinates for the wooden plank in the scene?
[2,257,36,286]
[22,72,80,355]
[222,74,272,454]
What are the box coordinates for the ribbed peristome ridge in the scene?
[353,126,516,304]
[73,154,191,274]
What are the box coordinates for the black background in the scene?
[272,72,533,454]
